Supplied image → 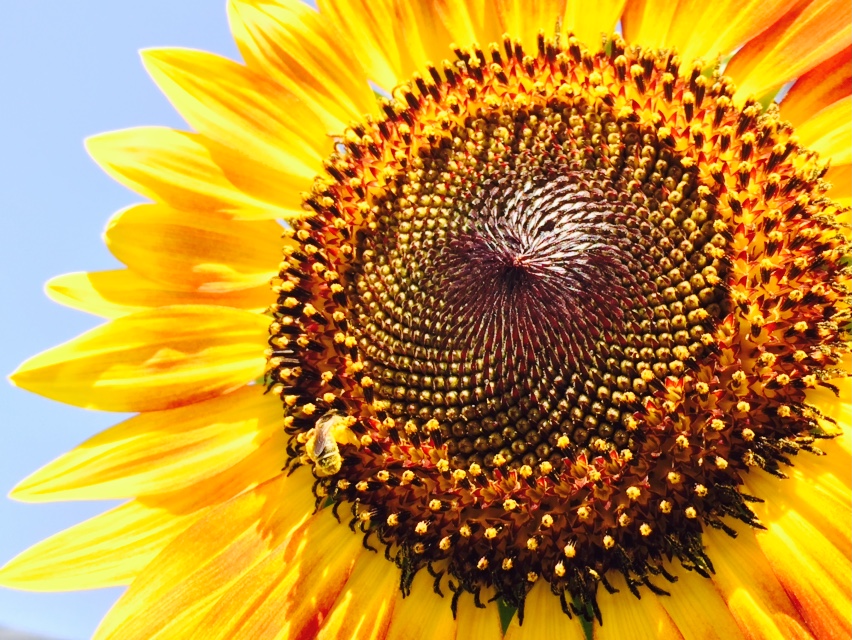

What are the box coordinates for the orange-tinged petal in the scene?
[198,510,362,640]
[11,386,279,501]
[658,563,746,640]
[594,573,682,640]
[10,305,268,412]
[0,499,203,591]
[751,513,851,639]
[705,524,814,640]
[781,45,851,127]
[385,571,457,640]
[504,581,587,640]
[725,0,852,102]
[824,164,851,207]
[141,48,325,208]
[228,0,378,131]
[104,203,281,292]
[94,472,313,640]
[456,589,503,640]
[315,552,398,640]
[622,0,790,64]
[795,98,852,166]
[46,270,272,318]
[85,127,293,219]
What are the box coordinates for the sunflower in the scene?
[3,0,850,638]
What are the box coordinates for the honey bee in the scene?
[305,410,348,477]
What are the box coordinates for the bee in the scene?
[305,410,349,477]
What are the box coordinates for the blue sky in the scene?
[0,2,241,638]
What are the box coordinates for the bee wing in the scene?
[312,421,333,457]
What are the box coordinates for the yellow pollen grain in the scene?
[794,321,808,332]
[519,464,533,478]
[695,381,709,394]
[502,558,513,570]
[587,468,601,482]
[469,463,482,476]
[802,374,817,387]
[459,524,472,538]
[360,434,373,447]
[778,405,792,418]
[452,469,466,482]
[415,521,429,535]
[356,481,368,492]
[436,459,450,473]
[526,537,539,550]
[376,470,390,482]
[503,499,518,511]
[676,435,690,449]
[736,401,751,412]
[322,392,336,404]
[359,511,371,523]
[386,513,399,526]
[541,514,554,528]
[603,535,615,549]
[554,562,566,577]
[485,527,498,540]
[539,461,553,474]
[793,350,808,362]
[429,499,442,511]
[685,507,697,519]
[775,373,790,386]
[477,558,489,570]
[710,419,726,431]
[715,456,729,469]
[667,471,682,484]
[741,428,755,441]
[527,572,538,583]
[659,500,672,514]
[618,513,631,527]
[577,506,591,520]
[493,453,507,467]
[439,536,452,551]
[337,479,350,490]
[640,523,653,536]
[557,435,571,448]
[627,486,641,501]
[695,484,708,496]
[401,470,415,484]
[302,403,316,416]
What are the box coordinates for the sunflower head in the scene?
[268,31,849,620]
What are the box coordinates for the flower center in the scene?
[266,32,849,623]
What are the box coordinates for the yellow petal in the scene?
[725,0,852,102]
[504,581,587,640]
[10,305,268,412]
[385,570,457,640]
[824,164,851,208]
[657,563,746,640]
[141,48,325,209]
[594,573,682,640]
[795,98,852,166]
[86,127,294,219]
[456,588,504,640]
[104,203,280,293]
[94,472,314,640]
[0,499,203,591]
[315,552,398,640]
[622,0,790,64]
[705,524,814,640]
[198,510,362,640]
[228,0,380,131]
[11,385,279,501]
[496,0,570,54]
[562,0,626,47]
[317,0,454,90]
[46,269,272,318]
[780,44,851,128]
[430,0,504,51]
